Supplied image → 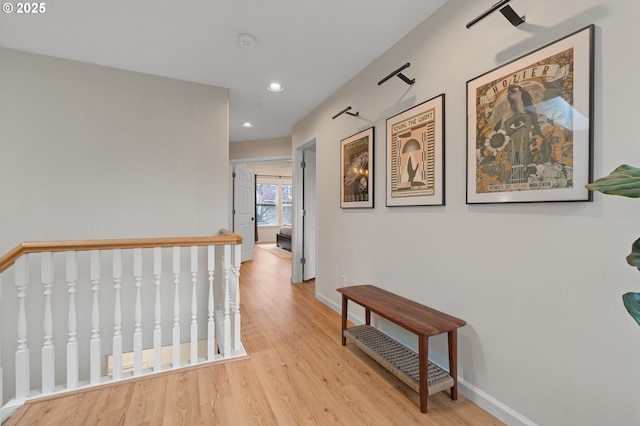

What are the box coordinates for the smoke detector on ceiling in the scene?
[237,33,257,48]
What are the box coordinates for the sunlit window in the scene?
[256,182,292,226]
[256,183,277,226]
[282,184,292,225]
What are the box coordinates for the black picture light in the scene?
[466,0,525,29]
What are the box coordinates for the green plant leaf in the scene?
[623,292,640,326]
[627,238,640,271]
[586,164,640,197]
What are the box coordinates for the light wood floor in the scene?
[5,246,504,426]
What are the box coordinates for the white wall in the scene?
[292,0,640,424]
[0,48,231,402]
[229,137,292,162]
[0,48,230,255]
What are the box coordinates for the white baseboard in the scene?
[457,378,536,426]
[317,292,363,324]
[316,291,536,426]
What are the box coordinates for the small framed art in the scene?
[341,127,374,208]
[386,94,445,206]
[466,25,594,204]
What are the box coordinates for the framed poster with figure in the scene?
[386,94,445,206]
[341,127,374,208]
[466,25,594,204]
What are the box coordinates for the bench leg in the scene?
[341,296,348,346]
[418,335,429,413]
[448,330,458,400]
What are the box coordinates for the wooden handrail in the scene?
[0,229,242,273]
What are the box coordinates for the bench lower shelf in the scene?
[344,324,454,396]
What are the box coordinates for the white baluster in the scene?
[222,244,231,358]
[133,248,143,375]
[207,245,215,360]
[41,252,55,394]
[112,249,123,380]
[66,251,78,390]
[232,244,242,351]
[190,246,198,364]
[15,255,29,400]
[90,250,101,385]
[172,247,180,368]
[153,247,162,372]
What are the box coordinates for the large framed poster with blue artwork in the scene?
[466,25,594,204]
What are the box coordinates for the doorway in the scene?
[292,135,317,283]
[231,157,292,263]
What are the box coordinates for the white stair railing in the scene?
[0,230,244,424]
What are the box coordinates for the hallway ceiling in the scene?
[0,0,447,142]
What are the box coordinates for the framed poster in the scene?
[386,94,445,206]
[341,127,374,208]
[466,25,594,204]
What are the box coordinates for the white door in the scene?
[233,165,255,262]
[303,150,317,281]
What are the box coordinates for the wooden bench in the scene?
[337,285,466,413]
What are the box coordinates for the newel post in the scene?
[222,244,231,358]
[232,243,241,351]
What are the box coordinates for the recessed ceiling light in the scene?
[237,33,257,48]
[267,82,284,92]
[241,122,253,128]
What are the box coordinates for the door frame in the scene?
[292,134,317,284]
[229,156,292,249]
